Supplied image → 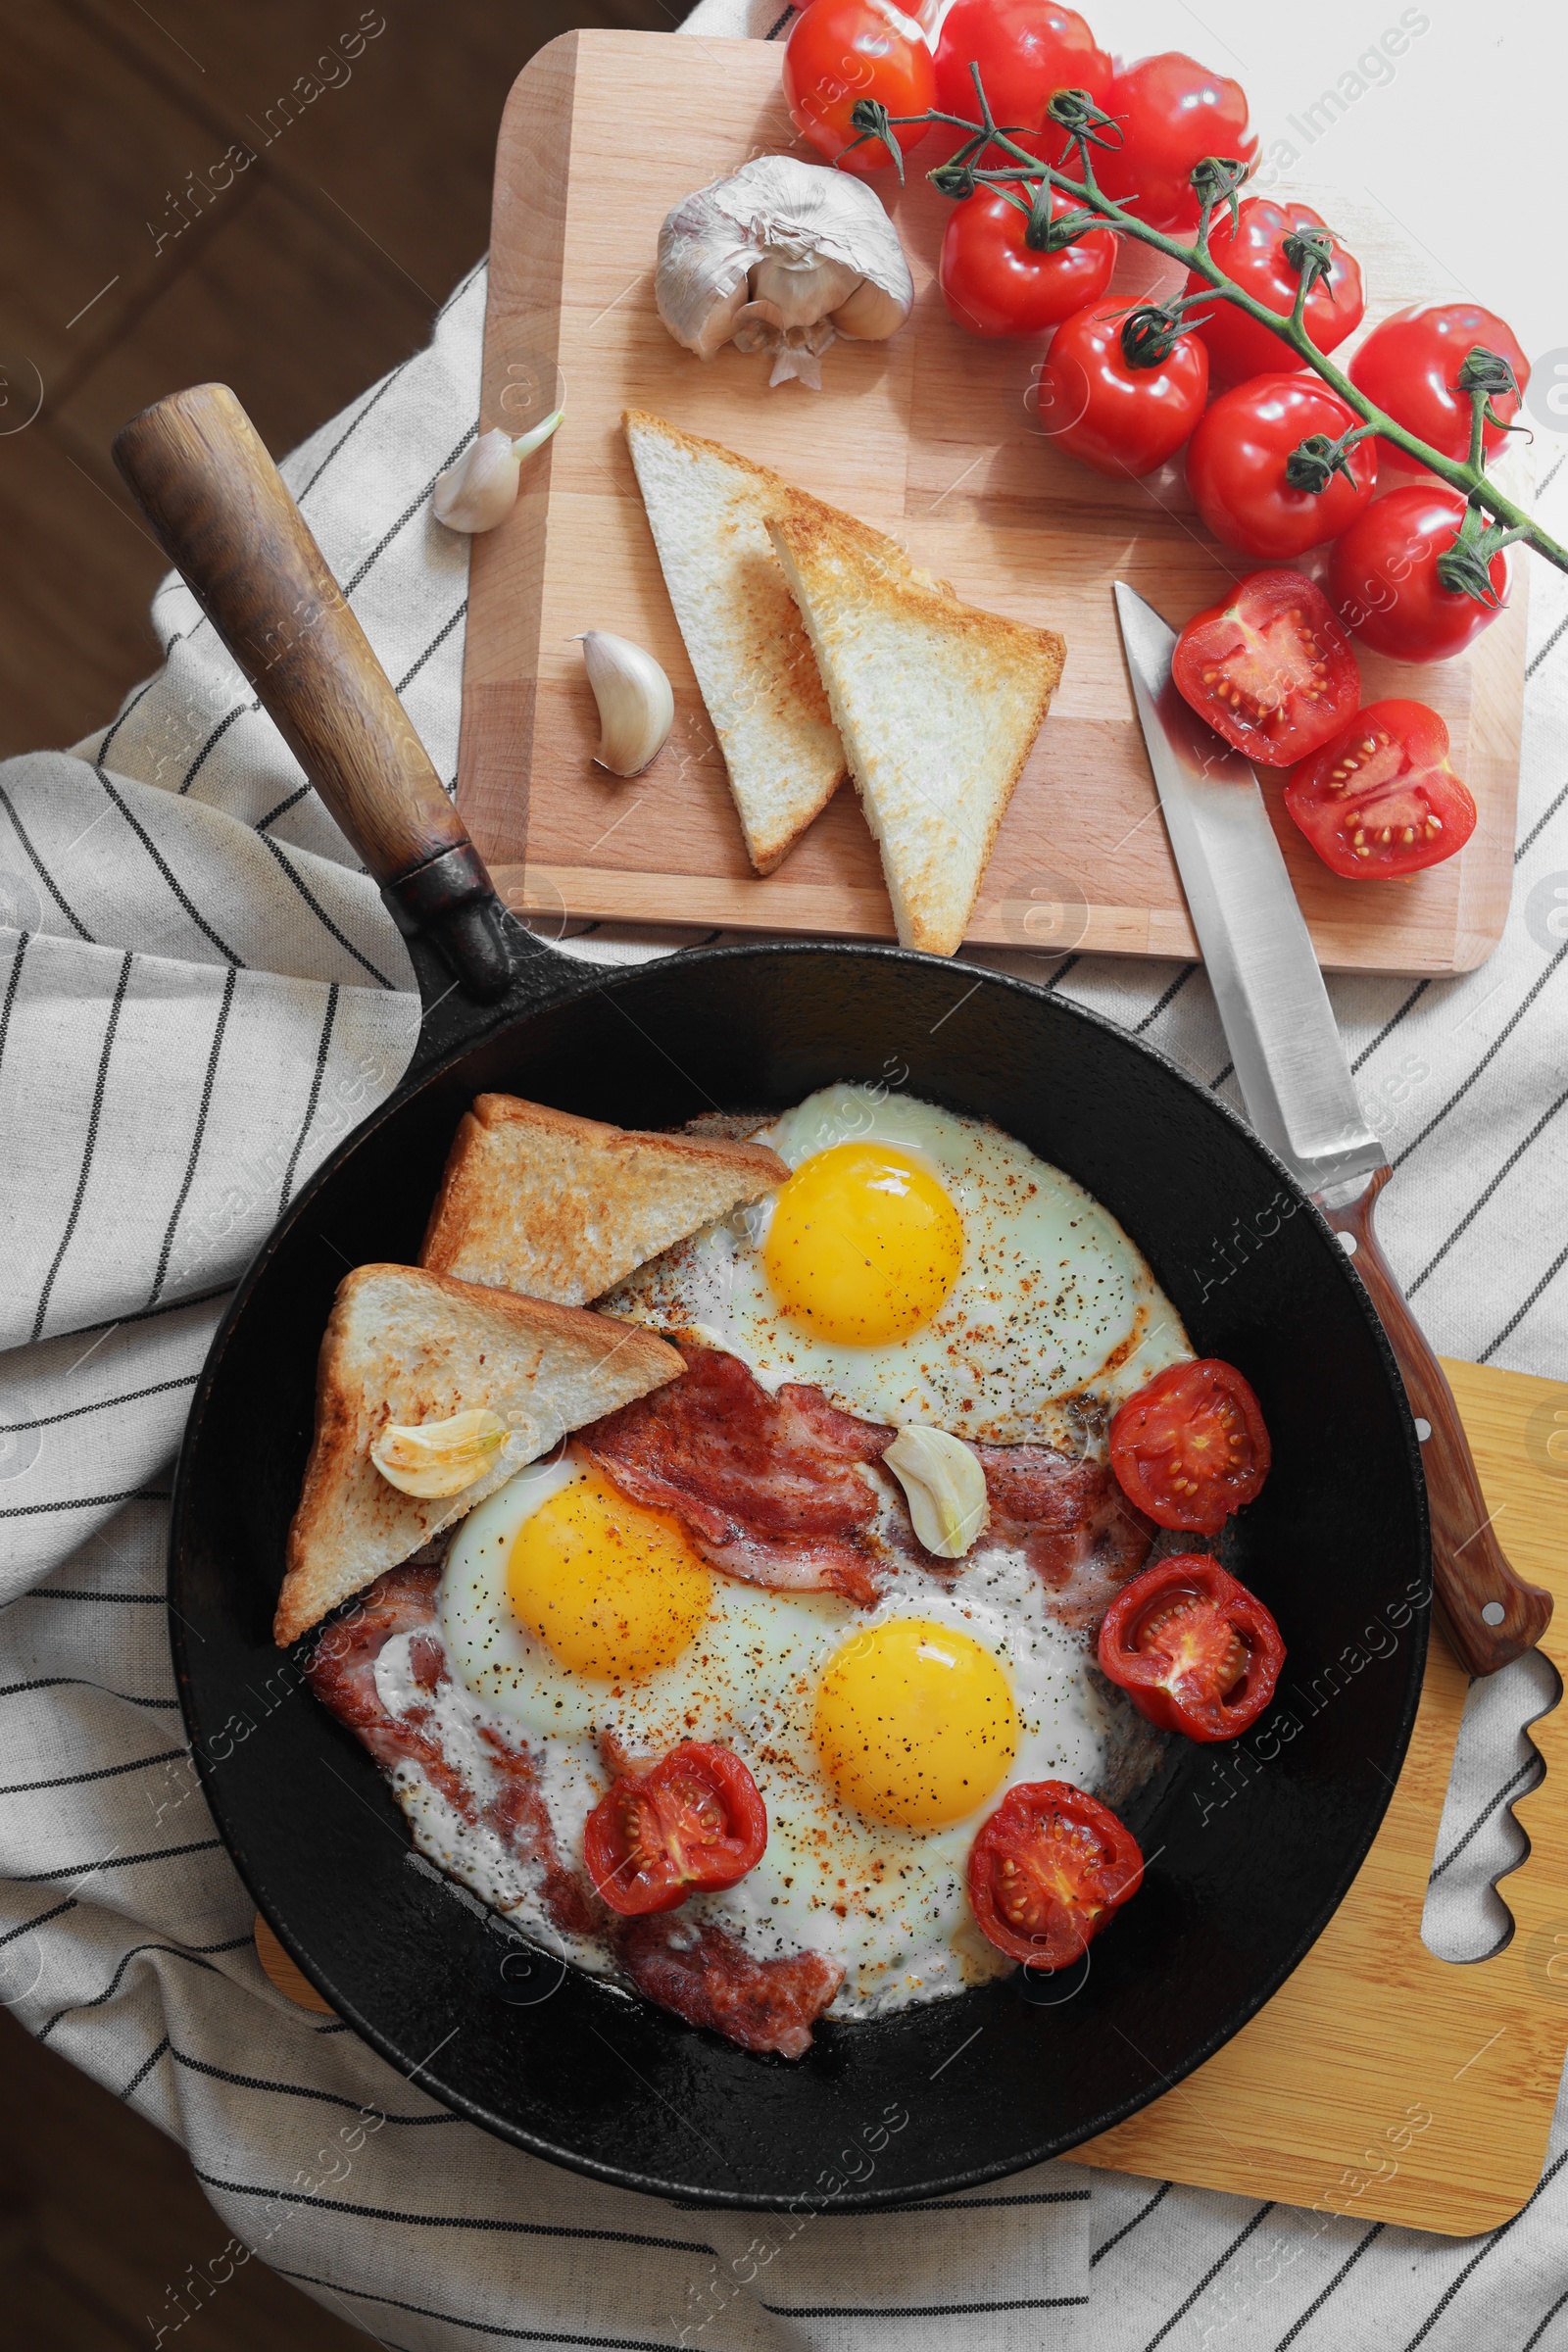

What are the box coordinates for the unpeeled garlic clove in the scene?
[578,630,675,776]
[430,408,564,534]
[749,250,863,332]
[883,1426,990,1558]
[370,1407,511,1498]
[829,278,911,341]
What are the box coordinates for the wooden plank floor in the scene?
[0,0,682,757]
[0,4,683,2343]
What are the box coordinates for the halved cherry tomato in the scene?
[1092,53,1257,232]
[1284,700,1477,881]
[1348,302,1531,473]
[583,1742,767,1917]
[941,183,1115,337]
[1185,376,1376,561]
[1098,1554,1285,1742]
[1171,570,1359,767]
[931,0,1112,166]
[967,1780,1143,1968]
[1184,198,1363,386]
[1035,302,1208,478]
[1108,1358,1271,1536]
[783,0,936,172]
[1328,484,1507,664]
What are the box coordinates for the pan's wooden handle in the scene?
[1321,1167,1553,1676]
[113,382,512,1001]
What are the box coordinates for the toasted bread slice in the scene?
[767,509,1065,956]
[420,1094,787,1303]
[623,411,860,872]
[276,1265,681,1645]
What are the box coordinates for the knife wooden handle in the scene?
[112,382,512,1001]
[1320,1167,1552,1676]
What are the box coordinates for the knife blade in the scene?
[1113,579,1551,1677]
[1112,581,1386,1198]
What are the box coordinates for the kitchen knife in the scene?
[1114,578,1550,1678]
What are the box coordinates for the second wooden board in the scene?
[459,31,1525,973]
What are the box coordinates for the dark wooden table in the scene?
[0,0,677,758]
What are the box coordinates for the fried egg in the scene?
[602,1084,1192,1448]
[370,1448,1159,2018]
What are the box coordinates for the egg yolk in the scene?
[762,1143,964,1347]
[505,1465,710,1680]
[813,1618,1018,1829]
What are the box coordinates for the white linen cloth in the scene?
[2,5,1566,2343]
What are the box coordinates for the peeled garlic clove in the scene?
[884,1426,990,1559]
[371,1407,511,1498]
[578,630,674,776]
[829,277,909,342]
[430,410,564,533]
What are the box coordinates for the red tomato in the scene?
[784,0,936,172]
[940,184,1115,337]
[1171,570,1359,766]
[1098,1556,1285,1742]
[1185,376,1376,561]
[967,1780,1143,1968]
[1328,484,1507,663]
[931,0,1112,164]
[1035,303,1208,477]
[1184,198,1363,385]
[1348,303,1531,472]
[583,1742,767,1917]
[1092,53,1257,232]
[1108,1358,1272,1536]
[1284,699,1477,880]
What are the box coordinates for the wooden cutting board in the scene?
[456,29,1526,974]
[259,1356,1568,2234]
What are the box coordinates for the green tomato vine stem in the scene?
[852,83,1568,591]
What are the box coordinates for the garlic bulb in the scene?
[884,1426,990,1559]
[577,631,674,776]
[370,1407,511,1498]
[430,407,564,533]
[656,154,912,390]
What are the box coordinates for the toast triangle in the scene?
[624,410,858,873]
[766,509,1065,956]
[275,1265,682,1645]
[420,1093,787,1303]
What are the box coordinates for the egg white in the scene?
[368,1450,1165,2018]
[601,1083,1192,1449]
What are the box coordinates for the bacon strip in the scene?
[619,1916,844,2059]
[974,1442,1155,1627]
[306,1565,598,1936]
[581,1342,893,1606]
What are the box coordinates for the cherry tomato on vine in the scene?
[1098,1555,1285,1742]
[941,184,1115,337]
[1348,303,1531,472]
[1107,1358,1272,1536]
[930,0,1112,166]
[967,1781,1143,1967]
[1328,484,1507,663]
[784,0,936,172]
[1035,302,1208,477]
[1183,197,1363,385]
[583,1742,767,1917]
[1186,376,1376,561]
[1092,53,1257,232]
[1284,700,1477,881]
